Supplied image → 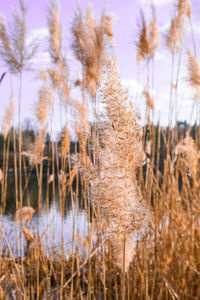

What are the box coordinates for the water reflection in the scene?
[4,175,85,215]
[0,175,89,257]
[0,205,89,257]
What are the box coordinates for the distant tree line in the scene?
[0,120,199,175]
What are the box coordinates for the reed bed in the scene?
[0,0,200,299]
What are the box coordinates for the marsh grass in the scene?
[0,0,200,299]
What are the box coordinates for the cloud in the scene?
[26,28,51,68]
[122,78,143,96]
[154,50,167,61]
[109,12,118,22]
[159,22,170,33]
[138,0,175,6]
[120,56,197,126]
[26,28,49,46]
[159,15,200,38]
[31,51,51,67]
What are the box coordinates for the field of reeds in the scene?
[0,0,199,299]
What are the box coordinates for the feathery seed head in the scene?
[178,0,191,18]
[48,0,62,64]
[101,15,114,40]
[23,127,47,166]
[110,233,136,272]
[137,15,151,64]
[166,0,191,53]
[71,7,112,98]
[187,50,200,100]
[47,1,70,107]
[0,1,36,74]
[15,206,35,224]
[137,11,159,64]
[148,14,160,56]
[91,57,151,269]
[143,90,155,110]
[166,14,184,53]
[36,86,54,125]
[23,226,34,244]
[3,94,14,139]
[61,125,70,156]
[0,15,14,62]
[74,57,152,270]
[175,134,199,183]
[39,70,48,82]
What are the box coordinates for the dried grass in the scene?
[74,58,152,270]
[137,11,160,63]
[166,14,184,53]
[187,50,200,100]
[61,125,70,157]
[143,90,155,110]
[178,0,191,18]
[0,0,200,298]
[22,127,47,165]
[47,0,70,107]
[166,0,191,53]
[2,94,14,139]
[0,0,36,74]
[0,169,3,183]
[175,133,199,185]
[14,206,35,223]
[35,86,53,125]
[71,6,113,97]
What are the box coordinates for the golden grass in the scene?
[0,0,200,298]
[137,10,160,63]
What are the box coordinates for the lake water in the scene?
[0,175,90,257]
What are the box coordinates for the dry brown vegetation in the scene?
[0,0,200,299]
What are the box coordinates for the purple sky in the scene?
[0,0,200,138]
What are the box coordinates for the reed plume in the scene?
[148,11,160,57]
[35,86,53,125]
[187,50,200,100]
[0,16,15,68]
[2,94,14,139]
[14,206,35,224]
[39,70,48,82]
[71,6,113,98]
[22,226,34,244]
[0,0,36,74]
[166,14,184,53]
[74,101,90,134]
[61,125,70,157]
[166,0,191,53]
[48,174,54,184]
[47,0,70,107]
[178,0,191,18]
[72,100,93,181]
[143,90,155,110]
[48,0,61,65]
[137,11,160,64]
[137,14,151,64]
[22,127,47,166]
[39,71,55,112]
[101,15,114,40]
[175,133,199,185]
[75,57,151,271]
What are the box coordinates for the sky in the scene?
[0,0,200,139]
